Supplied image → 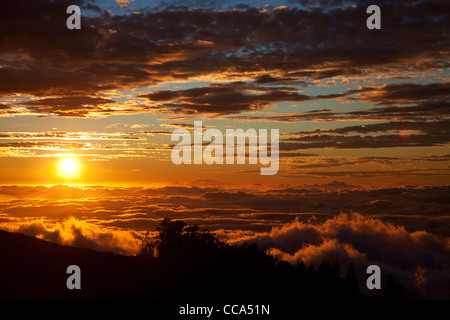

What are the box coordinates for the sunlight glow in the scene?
[58,157,81,178]
[61,159,77,174]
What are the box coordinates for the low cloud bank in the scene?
[2,206,449,298]
[2,217,141,255]
[219,213,450,299]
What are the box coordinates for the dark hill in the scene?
[0,229,159,299]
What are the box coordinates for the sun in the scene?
[58,157,81,178]
[61,158,78,174]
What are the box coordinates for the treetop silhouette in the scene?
[137,217,406,300]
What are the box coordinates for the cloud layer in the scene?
[0,0,448,117]
[1,217,141,255]
[220,212,450,299]
[1,184,449,297]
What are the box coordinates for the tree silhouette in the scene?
[138,218,407,300]
[344,263,360,298]
[384,275,406,300]
[139,217,226,259]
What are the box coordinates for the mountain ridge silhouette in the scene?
[0,220,406,301]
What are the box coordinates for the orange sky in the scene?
[0,0,448,189]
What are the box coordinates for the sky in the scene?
[0,0,448,187]
[0,0,449,298]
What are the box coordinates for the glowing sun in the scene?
[58,157,80,177]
